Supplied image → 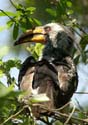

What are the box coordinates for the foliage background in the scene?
[0,0,88,124]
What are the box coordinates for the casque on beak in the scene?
[14,26,46,45]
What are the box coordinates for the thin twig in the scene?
[72,28,82,38]
[53,109,88,124]
[1,105,28,125]
[76,23,87,34]
[55,102,70,111]
[64,102,76,124]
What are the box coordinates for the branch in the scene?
[54,110,88,124]
[9,0,17,9]
[75,91,88,94]
[34,104,88,124]
[66,14,87,34]
[75,98,84,111]
[0,9,15,22]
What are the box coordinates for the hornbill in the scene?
[14,23,78,110]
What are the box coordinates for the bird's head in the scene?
[14,23,74,59]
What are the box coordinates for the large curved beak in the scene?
[14,26,46,46]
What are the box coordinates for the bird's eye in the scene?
[44,26,51,33]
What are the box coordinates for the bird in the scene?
[14,23,78,110]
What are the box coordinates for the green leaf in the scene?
[78,111,85,119]
[54,120,63,125]
[80,35,88,50]
[66,1,72,7]
[26,7,36,12]
[5,60,15,71]
[81,51,87,63]
[46,8,57,17]
[0,60,3,65]
[0,26,8,31]
[0,46,10,58]
[0,11,16,16]
[0,70,4,77]
[67,9,73,15]
[29,94,50,103]
[14,59,21,69]
[16,10,22,17]
[5,59,21,71]
[74,55,80,64]
[7,20,14,28]
[27,43,44,60]
[34,43,44,56]
[32,18,42,26]
[0,82,14,97]
[13,23,19,39]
